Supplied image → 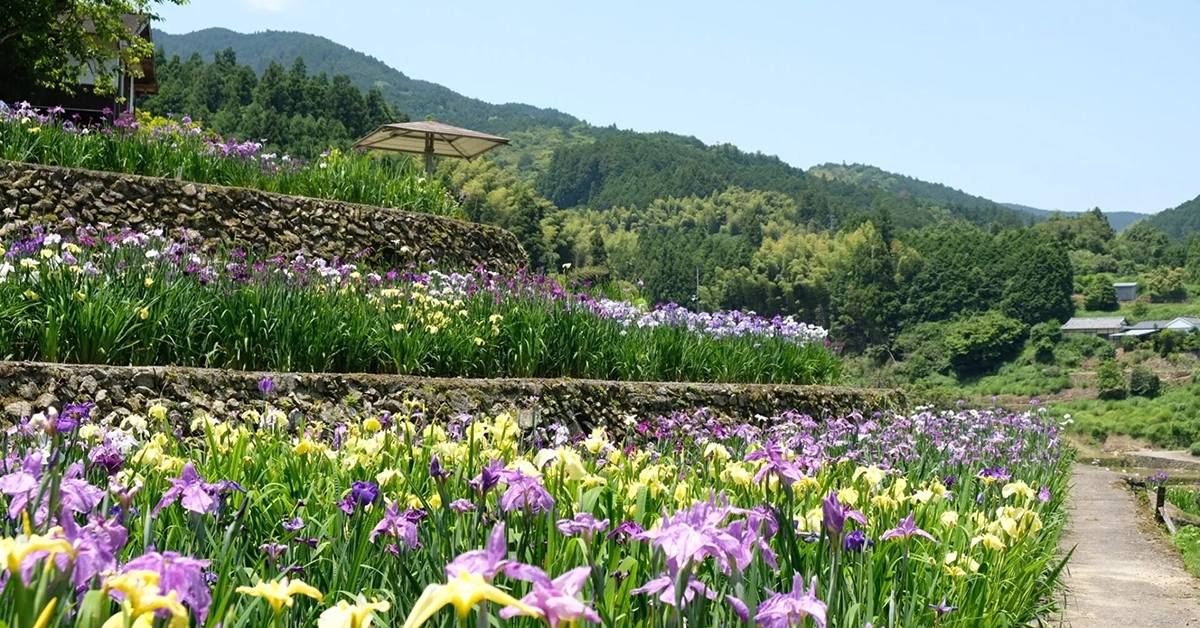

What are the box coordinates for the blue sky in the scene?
[155,1,1200,214]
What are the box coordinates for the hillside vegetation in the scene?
[156,28,580,135]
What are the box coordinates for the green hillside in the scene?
[1140,194,1200,240]
[1002,202,1145,232]
[156,28,580,135]
[810,163,1001,209]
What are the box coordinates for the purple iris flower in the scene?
[746,442,809,486]
[822,492,866,541]
[257,377,274,394]
[636,495,752,575]
[259,543,288,562]
[445,522,508,581]
[929,597,958,617]
[122,551,213,623]
[0,452,43,520]
[337,495,356,515]
[153,463,221,516]
[88,442,124,475]
[498,471,555,514]
[282,516,305,532]
[469,459,504,495]
[57,513,128,590]
[449,499,476,513]
[499,565,601,628]
[631,557,718,608]
[370,502,421,549]
[351,481,380,507]
[755,575,827,628]
[429,454,450,482]
[881,512,937,544]
[843,530,874,553]
[557,513,610,540]
[727,595,751,624]
[1038,486,1052,503]
[606,521,644,543]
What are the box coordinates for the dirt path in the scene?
[1061,464,1200,626]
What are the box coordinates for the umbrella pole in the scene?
[424,134,435,174]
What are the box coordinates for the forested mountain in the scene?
[808,163,1147,232]
[1140,195,1200,240]
[1001,202,1144,232]
[810,163,1002,209]
[156,29,580,135]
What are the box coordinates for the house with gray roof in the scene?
[1061,316,1127,338]
[1109,316,1200,338]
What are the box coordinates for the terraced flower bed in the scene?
[0,224,837,384]
[0,403,1068,627]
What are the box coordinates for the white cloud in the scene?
[243,0,290,11]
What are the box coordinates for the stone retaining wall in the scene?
[0,361,906,434]
[0,160,528,271]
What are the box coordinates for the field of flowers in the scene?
[0,401,1069,628]
[0,102,459,217]
[0,224,838,384]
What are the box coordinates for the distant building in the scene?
[1113,282,1138,302]
[1062,316,1127,338]
[35,14,157,119]
[1109,316,1200,339]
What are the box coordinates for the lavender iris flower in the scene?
[755,575,827,628]
[880,512,938,543]
[1037,486,1052,502]
[445,522,508,581]
[631,557,718,608]
[557,513,609,540]
[122,551,213,623]
[282,516,305,532]
[498,471,555,514]
[58,513,128,590]
[153,463,221,516]
[449,499,476,513]
[821,491,866,541]
[257,377,274,394]
[606,521,644,543]
[370,502,421,549]
[0,452,43,520]
[499,565,602,628]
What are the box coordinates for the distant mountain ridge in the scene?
[1140,194,1200,240]
[809,163,1145,231]
[156,28,580,135]
[157,28,1165,234]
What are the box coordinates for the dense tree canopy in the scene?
[0,0,185,101]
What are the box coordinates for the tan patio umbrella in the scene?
[353,121,510,173]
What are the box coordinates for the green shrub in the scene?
[1096,360,1127,400]
[1189,441,1200,457]
[1155,329,1185,358]
[1083,275,1119,311]
[944,312,1027,376]
[1130,366,1162,398]
[1120,335,1141,353]
[1030,321,1062,364]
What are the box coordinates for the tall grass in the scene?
[0,226,840,385]
[0,103,460,217]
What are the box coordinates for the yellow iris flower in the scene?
[236,577,324,613]
[101,570,189,628]
[318,596,391,628]
[0,529,74,575]
[401,571,540,628]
